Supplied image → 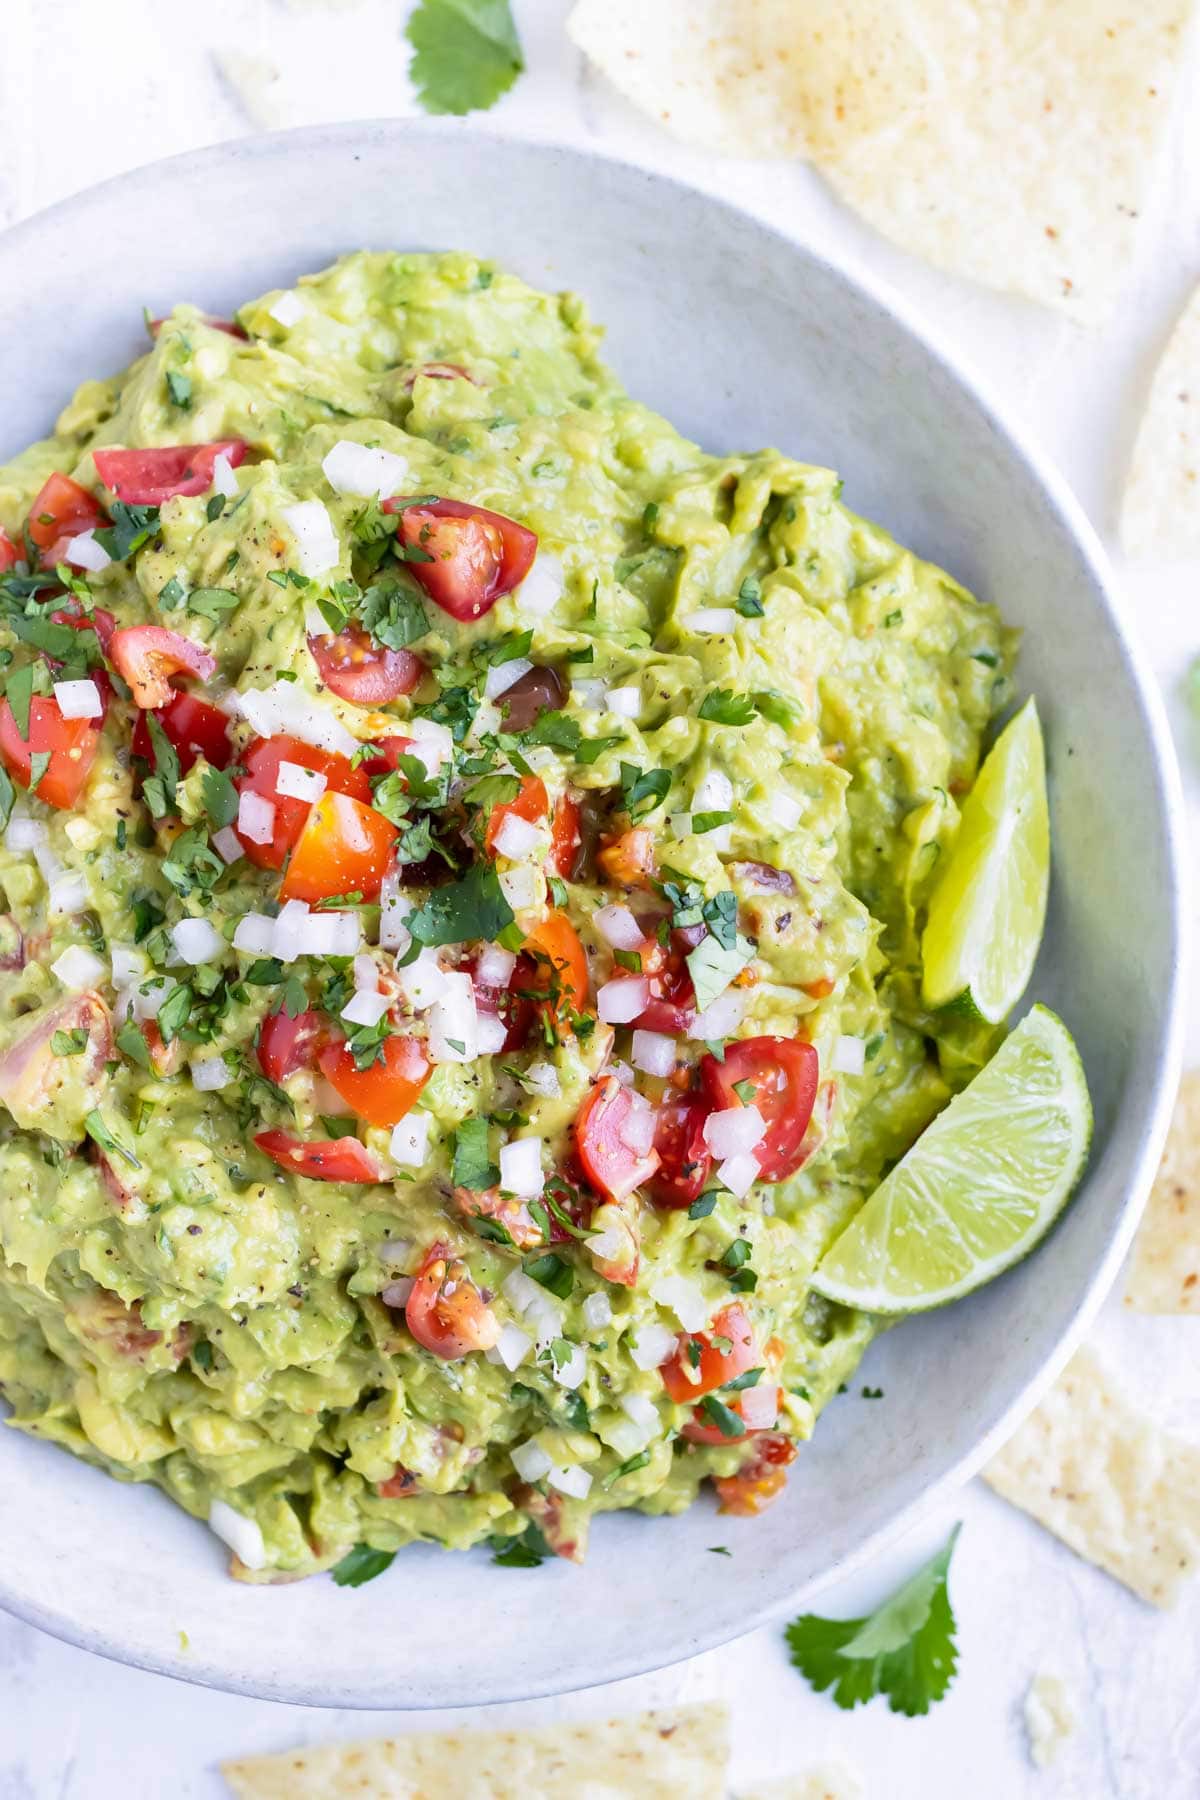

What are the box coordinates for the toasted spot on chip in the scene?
[1023,1670,1075,1768]
[983,1345,1200,1608]
[1124,1070,1200,1311]
[1121,289,1200,558]
[221,1703,730,1799]
[737,1764,865,1800]
[569,0,1194,323]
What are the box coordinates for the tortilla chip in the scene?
[222,1703,728,1799]
[1023,1672,1074,1769]
[568,0,1195,324]
[737,1765,864,1800]
[983,1345,1200,1607]
[1124,1071,1200,1311]
[1121,291,1200,558]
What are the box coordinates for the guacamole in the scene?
[0,253,1015,1578]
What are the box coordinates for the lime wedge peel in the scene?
[811,1005,1092,1314]
[921,697,1050,1024]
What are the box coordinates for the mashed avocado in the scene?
[0,252,1015,1578]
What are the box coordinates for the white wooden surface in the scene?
[1,4,1198,1795]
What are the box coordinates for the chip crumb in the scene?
[1124,1071,1200,1310]
[984,1346,1200,1607]
[1023,1671,1075,1768]
[1122,288,1200,558]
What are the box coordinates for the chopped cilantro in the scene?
[736,576,764,617]
[604,1449,651,1488]
[115,1018,153,1069]
[84,1108,141,1169]
[691,809,734,835]
[619,761,671,821]
[686,931,755,1013]
[406,0,524,117]
[165,370,192,409]
[95,502,159,563]
[698,1394,745,1438]
[407,859,514,948]
[524,1251,573,1300]
[331,1544,396,1588]
[27,750,50,794]
[452,1116,498,1191]
[688,1191,718,1220]
[698,689,757,727]
[488,1521,551,1568]
[186,586,240,623]
[201,766,238,830]
[51,1028,88,1056]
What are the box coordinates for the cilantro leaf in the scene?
[27,750,50,794]
[407,859,514,948]
[698,689,757,727]
[186,587,240,623]
[686,931,755,1013]
[95,502,159,562]
[358,580,430,651]
[489,1521,552,1568]
[406,0,524,118]
[524,1251,573,1300]
[619,761,671,822]
[0,766,15,834]
[201,765,238,830]
[165,370,192,409]
[785,1525,961,1717]
[84,1108,141,1170]
[736,576,764,617]
[452,1116,497,1191]
[331,1544,396,1588]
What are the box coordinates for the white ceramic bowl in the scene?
[0,124,1185,1708]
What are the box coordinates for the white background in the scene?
[1,4,1199,1796]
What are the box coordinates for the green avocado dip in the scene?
[0,252,1015,1579]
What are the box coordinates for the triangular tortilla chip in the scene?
[1121,290,1200,559]
[222,1703,729,1799]
[1124,1070,1200,1311]
[983,1345,1200,1607]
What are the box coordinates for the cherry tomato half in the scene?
[660,1303,758,1404]
[254,1129,382,1183]
[404,1242,500,1361]
[92,440,247,506]
[49,601,117,658]
[385,496,536,622]
[256,1008,328,1084]
[234,735,369,870]
[26,473,106,570]
[645,1094,712,1209]
[522,911,589,1023]
[307,621,424,705]
[317,1032,430,1129]
[0,695,101,810]
[548,792,582,881]
[713,1432,797,1515]
[0,528,17,572]
[131,690,232,775]
[109,625,216,710]
[575,1074,660,1203]
[278,791,397,904]
[699,1036,820,1182]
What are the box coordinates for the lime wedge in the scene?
[921,698,1049,1023]
[810,1006,1091,1313]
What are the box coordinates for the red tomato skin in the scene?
[0,528,17,571]
[132,690,233,775]
[713,1431,797,1514]
[50,603,117,658]
[0,696,100,810]
[234,735,370,870]
[307,622,424,705]
[699,1036,820,1182]
[254,1129,381,1183]
[405,1241,501,1361]
[575,1074,661,1203]
[660,1303,758,1404]
[645,1095,713,1209]
[316,1033,431,1129]
[92,441,247,506]
[257,1009,328,1084]
[522,912,589,1023]
[26,473,106,569]
[485,774,548,855]
[548,792,582,880]
[109,625,216,710]
[356,735,414,779]
[385,497,536,621]
[402,362,474,388]
[278,791,398,905]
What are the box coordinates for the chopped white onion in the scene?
[486,1323,532,1372]
[5,815,46,852]
[234,680,356,756]
[405,717,453,774]
[48,873,88,918]
[341,988,390,1027]
[379,878,413,954]
[275,760,327,803]
[498,864,544,912]
[33,841,64,885]
[739,1382,779,1431]
[572,679,607,712]
[769,790,803,832]
[616,1098,656,1156]
[610,1058,635,1087]
[604,685,640,717]
[628,1323,677,1372]
[650,1274,708,1331]
[208,1499,266,1571]
[281,499,340,578]
[267,289,304,327]
[669,813,693,840]
[596,976,649,1025]
[191,1056,233,1092]
[321,439,407,498]
[390,1111,430,1169]
[378,1237,413,1267]
[684,608,738,635]
[510,1438,553,1483]
[394,946,450,1011]
[475,1012,508,1055]
[427,971,478,1063]
[212,826,244,865]
[483,656,533,701]
[210,451,239,498]
[475,944,516,988]
[524,1060,560,1098]
[170,918,224,966]
[129,977,171,1022]
[704,1104,766,1160]
[693,769,734,851]
[621,1391,660,1434]
[237,789,276,846]
[232,912,276,955]
[687,988,748,1041]
[50,945,106,989]
[64,529,110,573]
[517,550,563,618]
[552,1342,588,1389]
[632,1029,677,1076]
[110,944,146,986]
[502,1269,545,1316]
[547,1463,592,1500]
[585,1225,629,1263]
[492,814,545,861]
[499,1137,544,1199]
[381,1276,415,1309]
[52,679,103,720]
[594,904,642,951]
[831,1035,865,1076]
[717,1153,760,1200]
[353,952,378,991]
[582,1291,612,1330]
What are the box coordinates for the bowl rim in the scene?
[0,117,1187,1708]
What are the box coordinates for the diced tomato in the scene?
[801,975,836,1000]
[140,1019,182,1078]
[598,826,656,888]
[150,314,247,340]
[548,792,581,880]
[317,1032,430,1129]
[257,1009,328,1084]
[404,1241,500,1361]
[660,1303,758,1404]
[279,791,397,904]
[356,734,414,780]
[26,473,106,570]
[713,1432,798,1514]
[403,362,474,388]
[522,911,589,1022]
[633,932,697,1034]
[0,695,101,810]
[377,1466,420,1499]
[0,528,17,571]
[384,496,536,622]
[92,441,247,507]
[681,1383,780,1445]
[109,625,216,710]
[131,690,232,775]
[645,1094,712,1209]
[585,1194,641,1287]
[699,1037,820,1182]
[234,735,370,870]
[307,621,424,705]
[575,1074,660,1203]
[254,1129,382,1183]
[468,954,535,1053]
[485,773,548,855]
[49,602,117,657]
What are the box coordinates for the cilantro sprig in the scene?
[406,0,524,117]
